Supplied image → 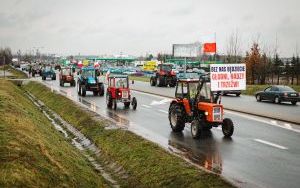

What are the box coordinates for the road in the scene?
[28,73,300,188]
[130,80,300,124]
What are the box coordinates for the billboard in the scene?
[172,42,201,57]
[210,64,246,91]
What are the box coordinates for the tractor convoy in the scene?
[32,62,234,140]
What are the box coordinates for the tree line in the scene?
[242,43,300,85]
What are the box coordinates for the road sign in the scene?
[210,64,246,91]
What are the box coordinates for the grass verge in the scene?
[242,85,300,95]
[0,65,28,79]
[23,81,233,188]
[0,80,107,187]
[129,75,150,82]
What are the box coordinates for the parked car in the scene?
[255,85,300,105]
[222,90,241,97]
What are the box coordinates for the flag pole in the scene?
[214,32,217,62]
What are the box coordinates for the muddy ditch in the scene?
[25,91,130,188]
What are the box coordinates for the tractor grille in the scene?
[213,107,222,121]
[122,91,129,99]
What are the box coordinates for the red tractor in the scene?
[168,75,234,138]
[150,63,177,87]
[106,75,137,110]
[59,67,76,87]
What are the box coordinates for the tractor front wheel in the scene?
[81,85,86,97]
[222,118,234,137]
[191,120,204,139]
[131,97,137,110]
[93,91,98,96]
[168,103,185,132]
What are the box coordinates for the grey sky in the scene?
[0,0,299,57]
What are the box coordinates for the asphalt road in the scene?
[130,80,300,124]
[29,74,300,188]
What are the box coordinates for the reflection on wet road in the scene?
[34,75,300,188]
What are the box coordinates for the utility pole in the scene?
[3,55,5,79]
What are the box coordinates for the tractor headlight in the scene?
[205,111,208,116]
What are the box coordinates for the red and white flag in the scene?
[201,33,217,53]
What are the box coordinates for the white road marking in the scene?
[141,104,151,108]
[283,123,292,129]
[226,110,300,134]
[270,120,277,125]
[132,90,172,100]
[254,139,288,150]
[158,109,168,114]
[150,98,172,106]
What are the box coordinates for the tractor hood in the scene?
[87,76,96,84]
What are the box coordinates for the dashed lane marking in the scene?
[158,109,168,114]
[254,139,288,150]
[141,104,151,108]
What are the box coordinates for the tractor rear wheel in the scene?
[156,77,161,87]
[71,80,76,87]
[106,93,112,108]
[81,85,86,97]
[99,84,104,96]
[222,118,234,137]
[168,103,185,132]
[150,77,156,86]
[77,83,81,95]
[191,120,204,139]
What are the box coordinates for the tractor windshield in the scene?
[198,82,212,101]
[115,77,128,88]
[62,68,71,75]
[189,82,198,99]
[45,66,52,71]
[82,70,95,77]
[161,64,172,71]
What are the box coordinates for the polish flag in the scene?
[201,33,217,53]
[203,43,217,53]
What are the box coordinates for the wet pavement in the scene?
[129,80,300,124]
[28,73,300,188]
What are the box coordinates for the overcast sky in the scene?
[0,0,299,57]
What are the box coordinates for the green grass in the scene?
[242,85,300,96]
[128,75,150,82]
[23,81,234,188]
[0,80,108,187]
[0,65,28,79]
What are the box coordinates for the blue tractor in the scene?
[77,67,104,97]
[41,65,56,80]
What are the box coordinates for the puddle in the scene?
[168,139,223,174]
[25,92,120,188]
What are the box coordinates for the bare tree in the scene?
[226,30,242,64]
